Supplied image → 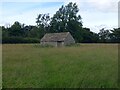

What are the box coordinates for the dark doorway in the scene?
[57,41,63,47]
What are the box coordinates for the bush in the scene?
[2,37,40,44]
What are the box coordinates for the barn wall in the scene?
[41,41,57,47]
[64,33,75,45]
[40,32,75,47]
[57,41,64,47]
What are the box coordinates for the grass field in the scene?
[0,44,2,89]
[2,44,118,88]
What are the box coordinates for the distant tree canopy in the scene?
[50,2,82,32]
[1,2,120,43]
[110,28,120,42]
[49,2,83,42]
[98,28,111,43]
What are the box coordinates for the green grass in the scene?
[2,44,118,88]
[0,44,2,89]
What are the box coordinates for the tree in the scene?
[110,28,120,42]
[10,21,23,36]
[27,26,44,39]
[82,28,99,43]
[2,26,9,38]
[98,28,111,42]
[36,13,50,33]
[50,2,83,42]
[36,13,50,27]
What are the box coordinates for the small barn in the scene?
[40,32,75,47]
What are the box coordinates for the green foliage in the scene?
[36,13,50,34]
[9,21,23,36]
[36,13,50,28]
[2,37,39,44]
[97,28,120,43]
[110,28,120,42]
[49,2,83,42]
[81,28,99,43]
[2,22,45,43]
[98,28,111,43]
[27,27,40,38]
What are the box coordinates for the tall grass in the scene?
[0,44,2,89]
[2,44,118,88]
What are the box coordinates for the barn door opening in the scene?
[57,41,63,47]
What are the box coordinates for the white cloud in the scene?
[1,0,62,2]
[63,0,81,5]
[89,0,119,12]
[1,0,119,12]
[1,3,61,26]
[63,0,119,12]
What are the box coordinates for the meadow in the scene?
[2,44,118,88]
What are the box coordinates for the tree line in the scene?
[1,2,120,43]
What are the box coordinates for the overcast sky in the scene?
[0,0,119,33]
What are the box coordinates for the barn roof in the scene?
[41,32,70,42]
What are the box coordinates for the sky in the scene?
[0,0,119,33]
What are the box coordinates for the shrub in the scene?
[2,37,40,44]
